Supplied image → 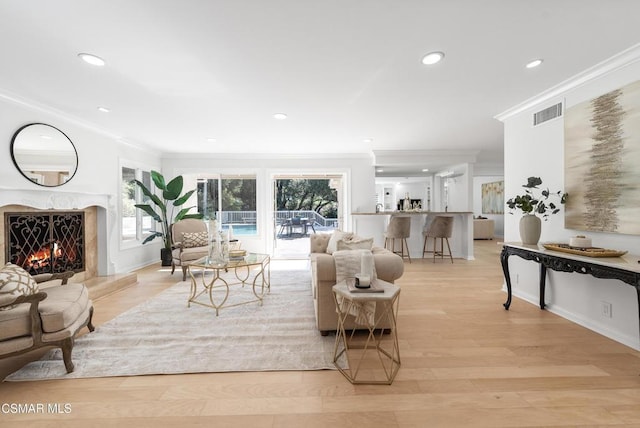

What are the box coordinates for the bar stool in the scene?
[384,216,411,263]
[422,216,454,263]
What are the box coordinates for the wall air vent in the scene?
[533,102,563,126]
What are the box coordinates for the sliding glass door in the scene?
[196,174,257,236]
[272,174,342,258]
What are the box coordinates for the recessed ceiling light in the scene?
[526,59,543,69]
[273,113,287,120]
[422,168,429,172]
[206,138,217,143]
[97,106,110,113]
[363,138,373,143]
[376,168,384,173]
[421,51,444,65]
[78,53,106,66]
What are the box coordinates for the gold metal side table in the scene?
[332,279,401,385]
[187,253,270,316]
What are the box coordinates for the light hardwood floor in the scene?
[2,240,640,427]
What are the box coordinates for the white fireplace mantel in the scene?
[0,187,112,210]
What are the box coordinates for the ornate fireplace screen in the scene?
[4,212,85,275]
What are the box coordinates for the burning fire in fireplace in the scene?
[26,241,76,272]
[5,211,85,275]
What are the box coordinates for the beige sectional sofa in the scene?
[309,233,404,335]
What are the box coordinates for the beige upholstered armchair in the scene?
[0,266,94,373]
[170,219,209,281]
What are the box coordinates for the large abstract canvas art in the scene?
[481,180,504,214]
[564,80,640,235]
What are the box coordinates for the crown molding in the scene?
[495,42,640,122]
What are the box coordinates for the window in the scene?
[121,165,155,242]
[121,167,136,241]
[197,175,257,235]
[197,178,219,220]
[140,170,153,236]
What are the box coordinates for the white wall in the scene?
[500,46,640,350]
[443,163,473,212]
[0,96,163,274]
[473,175,505,237]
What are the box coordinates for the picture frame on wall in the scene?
[481,181,504,214]
[564,79,640,235]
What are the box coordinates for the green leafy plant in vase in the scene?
[506,177,567,245]
[134,171,203,265]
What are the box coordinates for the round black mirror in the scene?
[10,123,78,187]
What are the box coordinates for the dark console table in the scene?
[500,243,640,334]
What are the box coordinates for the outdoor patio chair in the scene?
[290,217,305,235]
[304,218,316,234]
[278,218,292,236]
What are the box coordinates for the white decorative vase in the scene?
[519,214,541,245]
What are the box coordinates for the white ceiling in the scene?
[1,1,639,176]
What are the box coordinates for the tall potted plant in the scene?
[134,171,203,265]
[506,177,567,245]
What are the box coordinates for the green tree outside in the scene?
[198,178,336,219]
[276,179,337,218]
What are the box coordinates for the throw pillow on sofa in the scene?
[182,231,209,248]
[326,230,353,254]
[336,236,374,251]
[0,263,39,310]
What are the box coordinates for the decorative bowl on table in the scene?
[542,243,627,258]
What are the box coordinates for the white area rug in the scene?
[7,267,336,381]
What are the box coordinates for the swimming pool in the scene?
[222,224,257,236]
